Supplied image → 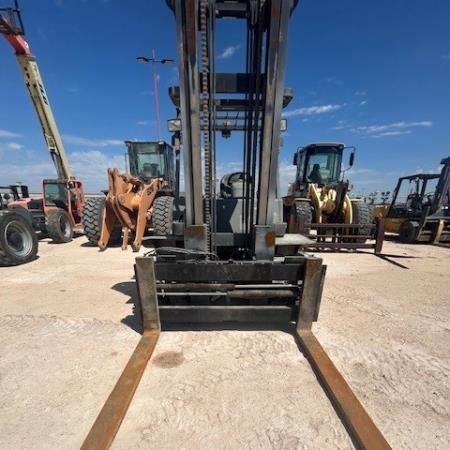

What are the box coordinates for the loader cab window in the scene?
[304,147,342,185]
[137,153,166,180]
[128,142,171,181]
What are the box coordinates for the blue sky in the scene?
[0,0,449,195]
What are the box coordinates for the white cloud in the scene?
[351,121,432,138]
[0,161,56,191]
[218,45,241,59]
[69,150,125,182]
[347,168,376,176]
[371,130,412,138]
[283,104,342,117]
[354,90,367,96]
[0,150,126,192]
[136,120,149,126]
[325,76,342,85]
[67,87,80,93]
[278,160,296,194]
[6,142,24,150]
[440,54,450,60]
[0,129,22,138]
[62,134,123,148]
[359,100,368,106]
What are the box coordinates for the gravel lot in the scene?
[0,236,449,450]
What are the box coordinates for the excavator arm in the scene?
[0,8,73,180]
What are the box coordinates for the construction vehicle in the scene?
[0,2,85,245]
[82,140,178,251]
[0,185,38,265]
[283,142,382,252]
[79,2,392,450]
[373,156,450,244]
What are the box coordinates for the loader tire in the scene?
[153,196,174,235]
[290,201,312,234]
[399,221,420,244]
[0,212,38,266]
[46,208,73,243]
[351,201,372,243]
[82,197,121,246]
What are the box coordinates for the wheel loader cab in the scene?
[294,143,345,187]
[126,141,175,187]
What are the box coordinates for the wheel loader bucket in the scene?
[99,168,168,251]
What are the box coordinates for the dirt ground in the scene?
[0,236,449,450]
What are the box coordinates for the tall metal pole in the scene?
[151,48,162,141]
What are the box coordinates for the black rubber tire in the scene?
[351,201,372,243]
[399,221,420,243]
[290,201,313,234]
[46,208,73,243]
[0,212,38,266]
[152,196,174,235]
[82,197,122,246]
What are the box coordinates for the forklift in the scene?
[0,2,85,246]
[80,2,392,450]
[374,156,450,244]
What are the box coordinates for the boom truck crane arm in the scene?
[1,2,85,246]
[0,2,73,180]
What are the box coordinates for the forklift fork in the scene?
[80,256,392,450]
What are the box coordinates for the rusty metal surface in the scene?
[297,330,393,450]
[296,257,324,330]
[79,329,160,450]
[297,220,385,254]
[80,257,162,450]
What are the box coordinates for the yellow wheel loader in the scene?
[82,141,179,252]
[283,143,374,248]
[373,156,450,244]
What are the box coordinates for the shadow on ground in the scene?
[112,280,143,334]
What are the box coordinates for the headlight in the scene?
[167,118,182,132]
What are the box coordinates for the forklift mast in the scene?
[167,0,297,255]
[0,2,73,180]
[432,157,450,214]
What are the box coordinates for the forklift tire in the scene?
[82,197,122,246]
[399,221,420,244]
[351,201,372,243]
[46,208,73,243]
[0,212,38,266]
[290,201,312,234]
[153,196,174,235]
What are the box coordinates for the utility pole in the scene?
[137,51,175,141]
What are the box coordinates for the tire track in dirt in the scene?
[0,314,133,340]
